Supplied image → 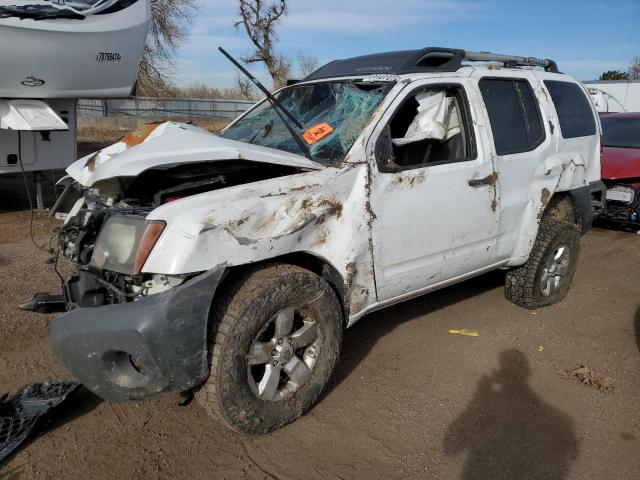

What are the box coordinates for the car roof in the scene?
[304,47,558,81]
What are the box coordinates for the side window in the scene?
[544,80,596,139]
[479,78,545,155]
[375,86,475,172]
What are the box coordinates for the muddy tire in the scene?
[195,264,343,434]
[505,215,581,309]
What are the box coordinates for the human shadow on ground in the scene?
[323,269,506,398]
[443,349,578,480]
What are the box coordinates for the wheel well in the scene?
[543,193,582,228]
[217,253,348,324]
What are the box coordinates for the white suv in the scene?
[41,48,603,434]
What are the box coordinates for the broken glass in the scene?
[221,81,393,165]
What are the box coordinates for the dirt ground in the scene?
[1,178,639,479]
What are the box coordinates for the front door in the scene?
[368,80,499,301]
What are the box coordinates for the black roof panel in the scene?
[303,47,559,81]
[304,48,465,81]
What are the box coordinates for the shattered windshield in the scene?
[220,81,392,164]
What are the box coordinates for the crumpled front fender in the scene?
[142,164,377,318]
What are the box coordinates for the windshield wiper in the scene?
[218,47,312,160]
[249,119,274,143]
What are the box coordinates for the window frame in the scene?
[479,77,547,156]
[543,80,597,140]
[374,83,478,173]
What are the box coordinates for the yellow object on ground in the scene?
[448,329,480,337]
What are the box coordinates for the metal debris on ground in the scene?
[448,329,480,337]
[561,366,613,392]
[0,382,81,465]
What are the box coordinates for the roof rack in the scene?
[434,48,558,72]
[304,47,559,81]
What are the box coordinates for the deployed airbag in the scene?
[392,91,460,146]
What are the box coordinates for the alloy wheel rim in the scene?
[246,307,320,402]
[540,244,571,297]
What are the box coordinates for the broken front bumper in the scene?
[51,266,226,402]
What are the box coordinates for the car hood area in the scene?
[67,122,322,188]
[601,146,640,181]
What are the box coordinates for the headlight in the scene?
[91,216,165,274]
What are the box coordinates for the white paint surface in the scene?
[65,67,601,324]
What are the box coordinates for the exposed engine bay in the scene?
[52,159,306,309]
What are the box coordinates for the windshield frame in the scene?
[220,77,395,165]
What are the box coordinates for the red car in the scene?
[599,112,640,228]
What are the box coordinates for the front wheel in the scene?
[195,264,343,434]
[505,220,581,309]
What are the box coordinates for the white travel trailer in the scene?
[583,80,640,113]
[0,0,150,177]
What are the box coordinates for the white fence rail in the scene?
[78,97,256,120]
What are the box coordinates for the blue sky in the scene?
[173,0,640,87]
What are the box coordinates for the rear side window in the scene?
[544,80,596,139]
[479,78,545,155]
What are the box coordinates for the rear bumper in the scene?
[51,266,226,402]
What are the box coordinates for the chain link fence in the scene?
[78,97,256,129]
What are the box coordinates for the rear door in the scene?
[543,79,600,185]
[477,75,554,260]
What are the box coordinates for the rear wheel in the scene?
[505,214,581,309]
[195,264,343,434]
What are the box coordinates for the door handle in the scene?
[468,173,497,188]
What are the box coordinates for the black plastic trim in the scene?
[51,266,226,402]
[571,182,604,234]
[304,47,558,81]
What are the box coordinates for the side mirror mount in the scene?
[375,124,400,173]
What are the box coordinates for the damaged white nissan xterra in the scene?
[38,48,604,434]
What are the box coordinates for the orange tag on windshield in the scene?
[303,123,334,145]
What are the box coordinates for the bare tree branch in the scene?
[236,0,289,88]
[137,0,198,96]
[296,52,318,77]
[630,56,640,80]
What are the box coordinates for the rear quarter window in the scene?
[479,78,545,155]
[544,80,596,139]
